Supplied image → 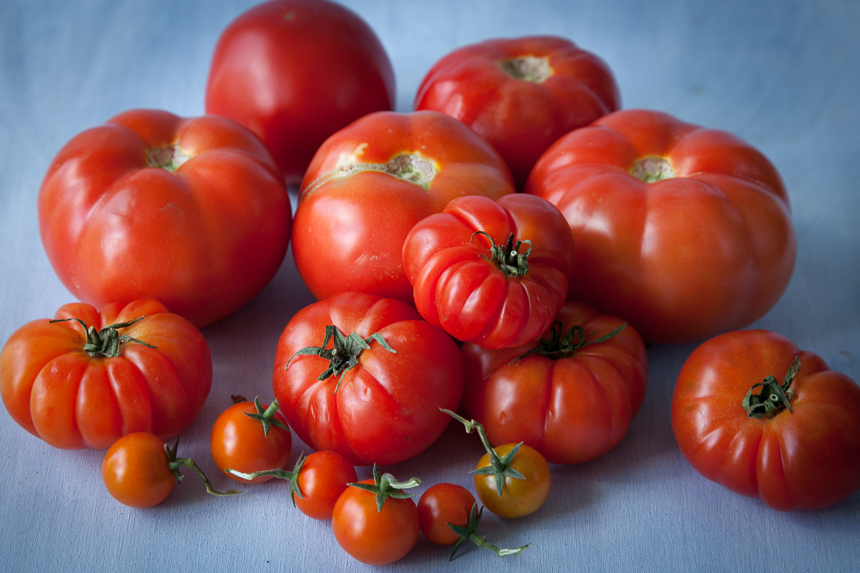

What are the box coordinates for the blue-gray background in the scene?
[1,0,858,571]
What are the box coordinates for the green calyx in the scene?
[165,437,242,497]
[447,503,529,561]
[510,320,627,365]
[244,396,289,437]
[346,464,420,513]
[225,451,307,507]
[50,316,157,358]
[743,356,801,418]
[441,409,525,498]
[471,232,533,278]
[286,325,396,392]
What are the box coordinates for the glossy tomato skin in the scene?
[210,401,292,484]
[526,109,796,344]
[0,299,211,450]
[102,432,175,508]
[294,450,357,520]
[38,109,291,328]
[475,443,551,519]
[415,36,620,188]
[272,292,464,465]
[293,111,515,304]
[417,483,476,545]
[462,302,647,464]
[672,329,860,511]
[403,193,576,349]
[332,479,420,565]
[205,0,395,184]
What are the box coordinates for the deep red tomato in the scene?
[0,300,211,450]
[272,292,464,466]
[415,35,620,188]
[205,0,395,184]
[38,109,291,328]
[461,301,647,464]
[526,109,796,344]
[210,398,292,484]
[403,193,576,349]
[417,483,476,545]
[671,329,860,511]
[292,110,515,304]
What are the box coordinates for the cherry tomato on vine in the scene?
[418,483,477,546]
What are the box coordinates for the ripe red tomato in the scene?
[205,0,395,184]
[38,109,291,328]
[415,35,620,188]
[461,301,648,464]
[272,292,464,466]
[292,110,515,304]
[0,300,211,450]
[210,398,292,484]
[417,483,477,546]
[672,329,860,511]
[526,109,796,344]
[293,451,357,520]
[403,193,576,349]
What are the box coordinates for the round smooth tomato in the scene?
[205,0,395,184]
[526,109,796,344]
[38,109,291,328]
[293,451,357,520]
[417,483,476,545]
[102,432,176,508]
[671,329,860,511]
[0,300,211,450]
[292,110,515,304]
[415,35,620,188]
[210,399,292,484]
[272,292,464,466]
[403,193,576,349]
[474,442,550,519]
[461,301,648,464]
[332,478,420,566]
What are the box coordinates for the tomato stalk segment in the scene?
[49,316,157,358]
[743,356,800,418]
[470,231,533,278]
[347,464,421,513]
[243,396,290,437]
[164,437,242,497]
[441,409,525,497]
[510,320,626,365]
[225,451,307,507]
[446,503,529,561]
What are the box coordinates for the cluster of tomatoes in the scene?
[3,0,860,567]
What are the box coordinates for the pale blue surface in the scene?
[1,0,859,571]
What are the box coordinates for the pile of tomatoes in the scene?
[2,0,860,566]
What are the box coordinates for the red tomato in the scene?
[272,292,464,466]
[293,451,358,520]
[210,398,292,484]
[417,483,476,545]
[102,432,177,508]
[671,329,860,511]
[205,0,395,184]
[292,110,515,303]
[526,109,796,344]
[38,109,291,328]
[415,36,620,188]
[0,300,211,450]
[461,301,647,464]
[403,193,576,349]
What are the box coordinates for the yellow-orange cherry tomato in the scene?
[474,443,551,519]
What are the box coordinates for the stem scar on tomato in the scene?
[500,56,553,83]
[630,156,675,183]
[49,315,156,358]
[303,151,439,196]
[743,356,800,418]
[146,143,191,171]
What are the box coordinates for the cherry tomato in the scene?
[417,483,476,545]
[293,451,358,520]
[102,432,176,508]
[474,443,551,519]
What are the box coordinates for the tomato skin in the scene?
[474,443,551,519]
[205,0,395,184]
[332,479,419,566]
[292,110,515,304]
[102,432,176,508]
[526,109,796,344]
[417,483,476,545]
[403,193,576,349]
[415,36,620,188]
[210,401,292,484]
[294,451,357,520]
[38,109,291,328]
[0,299,211,450]
[671,329,860,511]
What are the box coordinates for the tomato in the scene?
[461,301,647,464]
[272,292,464,465]
[205,0,395,184]
[38,109,291,328]
[403,193,576,349]
[0,300,211,450]
[331,466,420,565]
[418,483,477,546]
[210,397,292,484]
[415,35,620,188]
[526,109,796,344]
[292,110,515,304]
[671,329,860,511]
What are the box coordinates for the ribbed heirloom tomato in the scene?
[527,109,796,344]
